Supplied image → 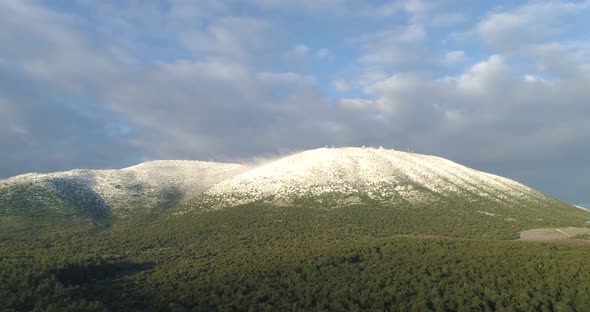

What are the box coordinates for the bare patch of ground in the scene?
[519,227,590,243]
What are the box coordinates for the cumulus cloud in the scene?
[0,0,135,92]
[355,25,427,68]
[476,0,590,51]
[332,80,351,92]
[340,98,375,110]
[444,50,465,64]
[283,45,334,65]
[0,70,142,178]
[251,0,349,13]
[180,17,276,63]
[316,48,333,60]
[283,44,311,65]
[350,54,590,190]
[257,72,316,86]
[431,12,465,27]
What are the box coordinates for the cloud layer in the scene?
[1,0,589,207]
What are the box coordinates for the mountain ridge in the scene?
[200,147,546,208]
[0,160,250,220]
[1,147,589,236]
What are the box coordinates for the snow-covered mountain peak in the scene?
[0,148,557,218]
[201,147,544,207]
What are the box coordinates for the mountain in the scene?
[197,147,546,207]
[1,147,589,238]
[0,160,249,226]
[2,147,590,311]
[175,147,589,238]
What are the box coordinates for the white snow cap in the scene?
[1,147,548,213]
[204,147,543,206]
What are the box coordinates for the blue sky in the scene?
[1,0,590,207]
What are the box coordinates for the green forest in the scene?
[1,203,590,311]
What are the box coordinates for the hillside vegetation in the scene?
[3,148,589,238]
[1,147,590,311]
[2,205,590,311]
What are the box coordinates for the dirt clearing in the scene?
[519,227,590,243]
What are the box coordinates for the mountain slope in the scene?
[199,147,544,206]
[177,147,589,239]
[0,160,249,225]
[1,147,588,239]
[3,148,590,311]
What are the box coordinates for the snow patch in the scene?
[477,211,498,217]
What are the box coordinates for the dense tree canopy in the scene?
[1,204,590,311]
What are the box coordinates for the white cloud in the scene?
[168,0,230,21]
[431,12,465,27]
[356,53,590,167]
[340,98,374,110]
[523,74,541,82]
[284,45,334,64]
[316,48,333,59]
[99,57,348,160]
[476,1,590,50]
[358,25,426,46]
[155,59,250,82]
[526,41,590,78]
[180,17,275,62]
[452,55,510,94]
[366,73,424,98]
[293,44,311,56]
[0,0,135,91]
[252,0,347,12]
[356,25,427,67]
[284,44,311,60]
[249,0,455,21]
[332,79,350,92]
[444,50,465,64]
[257,71,316,86]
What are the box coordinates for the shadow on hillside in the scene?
[53,260,161,310]
[49,173,112,225]
[49,170,187,222]
[55,261,155,286]
[110,170,185,215]
[158,186,184,211]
